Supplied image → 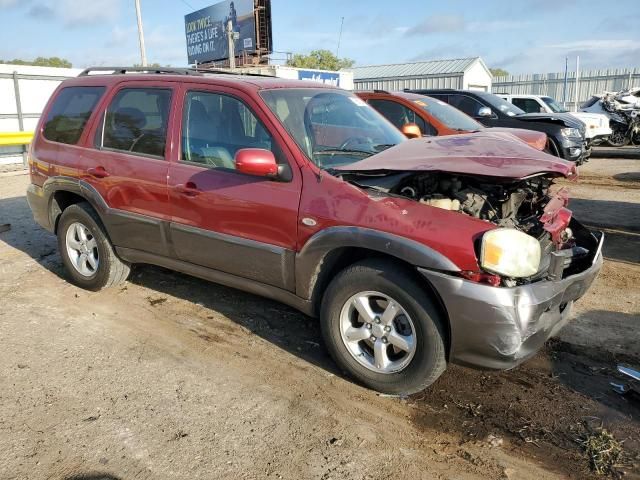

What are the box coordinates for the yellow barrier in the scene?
[0,131,34,146]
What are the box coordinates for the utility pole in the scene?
[134,0,148,67]
[336,16,345,58]
[574,55,580,112]
[227,19,236,69]
[562,57,568,108]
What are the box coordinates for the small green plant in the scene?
[582,428,623,476]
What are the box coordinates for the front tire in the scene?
[57,202,130,291]
[606,127,630,147]
[320,259,447,395]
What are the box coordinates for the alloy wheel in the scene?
[339,291,417,374]
[65,222,99,277]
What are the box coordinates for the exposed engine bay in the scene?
[337,170,601,285]
[341,170,556,238]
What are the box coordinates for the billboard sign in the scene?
[298,70,341,87]
[185,0,256,64]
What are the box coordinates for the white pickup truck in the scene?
[499,94,612,149]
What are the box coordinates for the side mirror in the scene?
[235,148,278,178]
[477,106,493,117]
[401,123,422,139]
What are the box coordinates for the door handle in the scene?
[174,182,200,196]
[87,166,110,179]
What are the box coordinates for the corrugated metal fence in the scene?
[492,68,640,110]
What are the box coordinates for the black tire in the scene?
[545,138,561,157]
[320,259,447,395]
[57,202,130,291]
[606,128,630,147]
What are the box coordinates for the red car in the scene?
[27,67,603,394]
[357,90,548,151]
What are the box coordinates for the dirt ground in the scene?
[0,149,638,480]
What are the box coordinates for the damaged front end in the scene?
[338,167,597,288]
[332,136,603,369]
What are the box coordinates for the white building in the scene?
[347,57,492,93]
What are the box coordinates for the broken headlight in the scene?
[480,228,541,279]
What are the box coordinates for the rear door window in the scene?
[98,88,172,158]
[43,86,105,144]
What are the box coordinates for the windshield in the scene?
[541,96,568,113]
[483,94,525,116]
[413,96,483,131]
[260,88,406,169]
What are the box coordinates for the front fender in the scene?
[295,226,459,300]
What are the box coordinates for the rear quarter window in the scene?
[43,86,105,145]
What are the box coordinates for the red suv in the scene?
[27,67,603,395]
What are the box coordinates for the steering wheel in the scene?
[339,136,373,151]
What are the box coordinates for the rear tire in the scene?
[57,202,130,291]
[320,259,447,395]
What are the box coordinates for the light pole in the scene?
[134,0,148,67]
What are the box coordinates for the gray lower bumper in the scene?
[419,244,603,370]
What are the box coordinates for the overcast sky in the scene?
[0,0,638,73]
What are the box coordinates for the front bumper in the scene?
[558,136,587,163]
[419,229,604,370]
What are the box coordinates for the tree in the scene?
[287,49,355,71]
[489,68,509,77]
[0,57,72,68]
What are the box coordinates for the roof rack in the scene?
[78,65,276,79]
[79,66,204,77]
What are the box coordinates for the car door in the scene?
[86,81,176,256]
[167,83,301,291]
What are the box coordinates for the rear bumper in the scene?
[419,231,603,370]
[26,183,53,232]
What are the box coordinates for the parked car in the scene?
[499,94,611,150]
[408,89,589,163]
[357,90,547,151]
[27,67,603,395]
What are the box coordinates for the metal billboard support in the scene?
[228,20,236,69]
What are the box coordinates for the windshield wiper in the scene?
[372,143,396,152]
[313,149,372,156]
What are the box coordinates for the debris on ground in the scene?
[486,434,504,448]
[147,296,167,306]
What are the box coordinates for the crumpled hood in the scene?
[335,131,577,179]
[570,111,609,127]
[516,112,585,130]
